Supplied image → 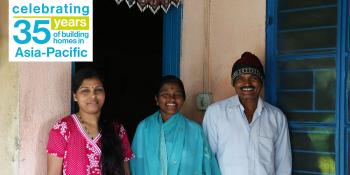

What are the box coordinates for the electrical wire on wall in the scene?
[196,0,212,111]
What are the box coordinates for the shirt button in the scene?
[173,160,177,164]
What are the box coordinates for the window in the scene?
[266,0,349,174]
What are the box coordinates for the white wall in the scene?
[19,63,71,175]
[0,0,19,174]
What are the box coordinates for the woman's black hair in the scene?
[73,67,124,175]
[99,117,125,175]
[156,75,186,100]
[72,67,104,93]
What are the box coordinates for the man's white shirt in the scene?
[202,95,292,175]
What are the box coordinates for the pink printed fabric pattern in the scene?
[47,114,134,175]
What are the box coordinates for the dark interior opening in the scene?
[75,1,163,140]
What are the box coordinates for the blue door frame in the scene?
[162,5,182,77]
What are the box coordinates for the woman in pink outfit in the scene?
[47,67,134,175]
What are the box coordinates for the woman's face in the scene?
[74,78,105,115]
[156,83,185,121]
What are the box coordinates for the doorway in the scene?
[75,1,163,140]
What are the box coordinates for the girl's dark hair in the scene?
[99,118,125,175]
[156,75,186,100]
[73,67,124,175]
[72,67,105,93]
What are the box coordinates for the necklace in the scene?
[76,113,94,140]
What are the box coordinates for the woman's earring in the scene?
[155,96,159,105]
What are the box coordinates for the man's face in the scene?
[233,73,262,101]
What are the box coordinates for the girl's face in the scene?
[74,78,105,115]
[156,83,185,121]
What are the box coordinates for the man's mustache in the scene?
[240,86,255,90]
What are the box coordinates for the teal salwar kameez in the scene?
[131,111,221,175]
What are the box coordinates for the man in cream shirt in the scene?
[203,52,292,175]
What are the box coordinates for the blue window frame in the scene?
[266,0,349,174]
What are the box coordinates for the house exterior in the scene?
[1,0,348,174]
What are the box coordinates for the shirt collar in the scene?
[231,95,265,116]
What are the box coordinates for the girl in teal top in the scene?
[130,75,221,175]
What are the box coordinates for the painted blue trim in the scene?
[347,128,350,175]
[285,110,335,112]
[279,4,337,13]
[162,5,182,77]
[279,47,337,55]
[348,1,350,53]
[276,53,336,60]
[279,25,337,33]
[278,89,313,92]
[345,1,350,173]
[265,0,277,104]
[336,0,348,174]
[289,122,336,128]
[338,0,349,174]
[279,68,334,73]
[71,63,76,113]
[312,71,316,111]
[293,149,336,155]
[293,170,335,175]
[291,128,335,133]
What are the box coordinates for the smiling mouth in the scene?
[240,86,255,91]
[166,103,176,107]
[87,101,98,105]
